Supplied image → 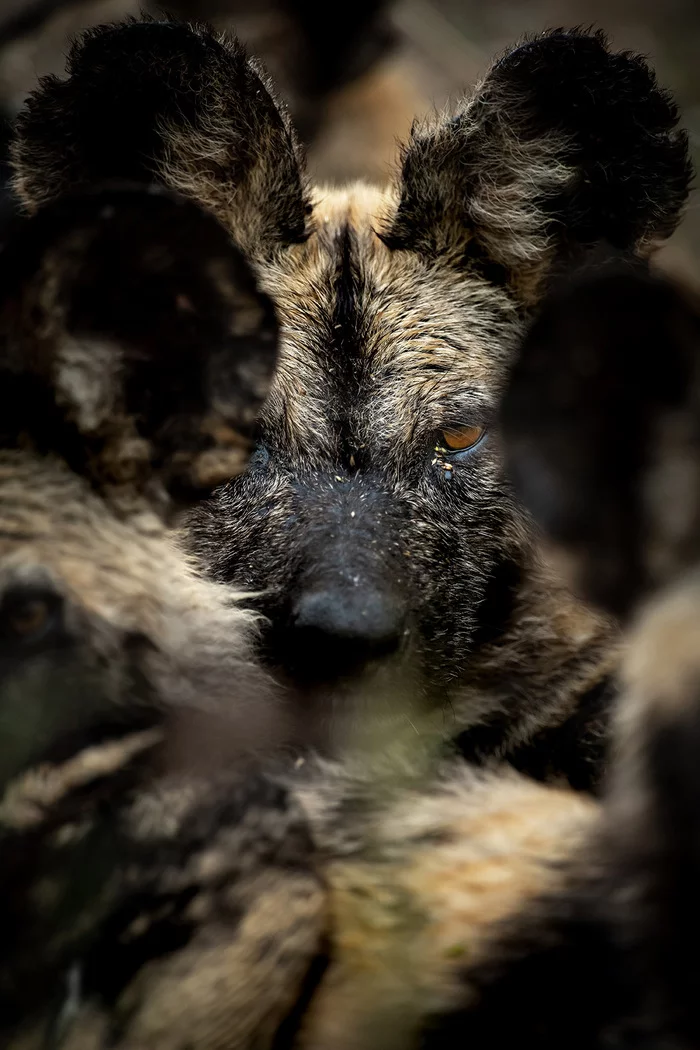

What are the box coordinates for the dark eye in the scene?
[0,587,63,644]
[439,425,486,454]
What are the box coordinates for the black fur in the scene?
[11,20,692,782]
[457,676,612,793]
[384,29,691,279]
[13,18,311,249]
[0,183,279,509]
[425,260,700,1050]
[501,259,700,617]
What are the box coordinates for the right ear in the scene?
[0,183,280,514]
[11,18,311,259]
[381,30,692,302]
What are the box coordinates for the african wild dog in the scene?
[9,18,688,789]
[10,20,693,788]
[257,260,700,1050]
[416,257,700,1050]
[3,22,680,782]
[9,255,700,1050]
[503,252,700,622]
[278,259,700,1049]
[0,182,330,1048]
[262,258,700,1050]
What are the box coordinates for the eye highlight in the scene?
[440,425,485,452]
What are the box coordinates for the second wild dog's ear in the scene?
[500,258,700,619]
[380,29,692,302]
[0,183,279,513]
[11,18,311,259]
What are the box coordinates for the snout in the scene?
[287,584,406,679]
[254,472,411,683]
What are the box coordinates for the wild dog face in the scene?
[0,184,331,1049]
[0,182,285,787]
[11,21,692,778]
[415,260,700,1050]
[8,252,700,1050]
[502,256,700,621]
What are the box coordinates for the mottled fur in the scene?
[0,184,328,1047]
[0,183,280,510]
[12,20,684,786]
[281,255,700,1050]
[417,262,700,1049]
[7,260,700,1048]
[11,18,311,258]
[5,26,700,1050]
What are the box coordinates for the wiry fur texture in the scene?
[0,183,280,512]
[4,32,700,1044]
[5,30,700,1047]
[11,18,312,258]
[0,184,328,1047]
[417,261,700,1050]
[0,181,288,771]
[7,257,700,1049]
[383,31,691,292]
[270,255,700,1050]
[12,20,679,786]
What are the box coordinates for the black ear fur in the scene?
[0,183,279,511]
[12,17,311,258]
[382,29,692,297]
[500,256,700,617]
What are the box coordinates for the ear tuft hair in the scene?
[382,29,692,297]
[12,18,311,258]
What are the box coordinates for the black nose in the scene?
[285,587,405,679]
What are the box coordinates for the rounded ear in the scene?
[500,257,700,618]
[0,183,279,512]
[11,17,311,259]
[381,29,692,302]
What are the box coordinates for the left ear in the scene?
[381,29,691,301]
[0,183,279,512]
[11,18,311,260]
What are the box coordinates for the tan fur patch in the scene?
[299,770,597,1049]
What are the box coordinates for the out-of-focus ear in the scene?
[381,29,691,302]
[11,17,311,259]
[500,255,700,618]
[0,183,279,513]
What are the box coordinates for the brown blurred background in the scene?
[0,0,697,276]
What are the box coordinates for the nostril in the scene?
[285,588,405,679]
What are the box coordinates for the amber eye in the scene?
[440,425,485,452]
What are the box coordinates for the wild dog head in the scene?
[501,257,700,621]
[501,258,700,1039]
[11,20,692,774]
[0,182,285,789]
[437,258,700,1050]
